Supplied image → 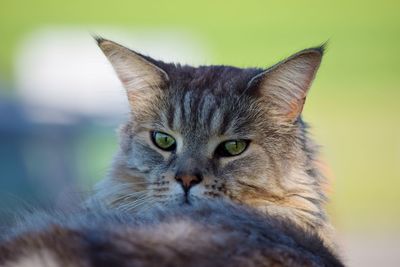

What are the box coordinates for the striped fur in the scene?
[0,201,344,267]
[93,39,336,249]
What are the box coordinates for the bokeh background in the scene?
[0,0,399,266]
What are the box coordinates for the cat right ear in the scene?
[247,47,323,124]
[96,37,169,103]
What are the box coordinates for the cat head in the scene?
[95,38,327,232]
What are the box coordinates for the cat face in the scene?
[96,38,325,221]
[121,76,274,206]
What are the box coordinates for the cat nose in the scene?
[175,172,203,192]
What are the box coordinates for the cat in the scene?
[0,200,343,267]
[0,38,344,267]
[91,38,336,250]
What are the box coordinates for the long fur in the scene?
[93,39,336,249]
[0,200,343,267]
[0,40,343,267]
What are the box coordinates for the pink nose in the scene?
[175,174,202,191]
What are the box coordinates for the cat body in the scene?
[0,201,343,267]
[0,38,343,266]
[92,38,335,248]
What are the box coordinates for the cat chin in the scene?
[171,193,198,206]
[154,194,217,210]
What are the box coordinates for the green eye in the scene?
[216,140,249,157]
[151,131,176,151]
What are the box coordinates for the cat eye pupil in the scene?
[217,140,249,157]
[151,131,176,151]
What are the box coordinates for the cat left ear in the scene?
[96,37,169,104]
[248,47,323,123]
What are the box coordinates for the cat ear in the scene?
[248,47,323,123]
[96,37,169,103]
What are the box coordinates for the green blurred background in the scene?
[0,0,399,265]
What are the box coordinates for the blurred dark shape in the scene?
[0,90,84,219]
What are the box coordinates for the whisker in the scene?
[136,199,160,213]
[117,195,154,212]
[107,181,156,188]
[111,192,148,204]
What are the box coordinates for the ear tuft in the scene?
[312,43,327,56]
[93,35,106,46]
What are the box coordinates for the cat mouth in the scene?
[181,192,192,205]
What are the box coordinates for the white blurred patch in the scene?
[14,27,210,123]
[3,249,61,267]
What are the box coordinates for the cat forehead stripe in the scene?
[166,89,230,136]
